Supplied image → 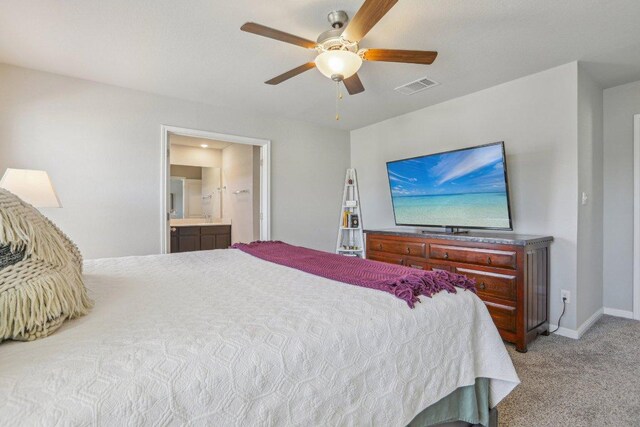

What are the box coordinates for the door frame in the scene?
[160,125,271,253]
[634,114,640,319]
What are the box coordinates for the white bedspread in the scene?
[0,249,519,426]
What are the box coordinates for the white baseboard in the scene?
[576,308,604,337]
[549,307,603,340]
[548,307,636,340]
[603,307,635,319]
[547,325,580,339]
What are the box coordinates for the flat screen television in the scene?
[386,142,512,230]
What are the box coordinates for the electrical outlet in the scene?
[561,290,571,304]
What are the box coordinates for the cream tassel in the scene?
[0,188,93,342]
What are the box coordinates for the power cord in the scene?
[550,297,567,334]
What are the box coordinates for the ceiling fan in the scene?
[240,0,438,96]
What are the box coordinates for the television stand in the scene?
[421,227,469,235]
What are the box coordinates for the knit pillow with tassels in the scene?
[0,188,93,342]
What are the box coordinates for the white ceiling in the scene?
[169,134,231,150]
[1,0,639,131]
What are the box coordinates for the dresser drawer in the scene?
[369,239,426,257]
[403,258,454,272]
[429,244,516,269]
[367,252,405,265]
[425,263,452,272]
[401,257,426,270]
[456,267,517,302]
[366,254,453,272]
[484,301,517,333]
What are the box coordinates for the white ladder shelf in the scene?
[336,169,365,258]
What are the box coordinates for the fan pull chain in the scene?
[335,81,343,121]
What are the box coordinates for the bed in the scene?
[0,248,519,426]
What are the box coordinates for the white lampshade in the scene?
[315,50,363,80]
[0,169,62,208]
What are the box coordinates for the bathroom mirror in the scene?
[169,166,222,220]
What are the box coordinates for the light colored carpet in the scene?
[498,315,640,426]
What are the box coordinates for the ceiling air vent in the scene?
[394,77,440,95]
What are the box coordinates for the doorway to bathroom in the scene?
[160,125,270,254]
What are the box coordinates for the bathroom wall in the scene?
[170,143,222,168]
[222,143,257,244]
[252,145,261,241]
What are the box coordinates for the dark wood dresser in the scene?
[170,225,231,253]
[365,229,553,352]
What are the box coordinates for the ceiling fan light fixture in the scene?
[315,50,362,81]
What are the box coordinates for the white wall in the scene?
[222,143,256,244]
[170,143,222,168]
[576,65,604,326]
[0,63,350,258]
[603,80,640,312]
[351,63,580,330]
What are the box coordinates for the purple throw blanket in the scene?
[231,241,476,308]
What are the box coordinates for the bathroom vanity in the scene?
[170,221,231,253]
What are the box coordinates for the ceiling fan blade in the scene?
[265,62,316,85]
[343,74,365,95]
[342,0,398,42]
[362,49,438,65]
[241,22,317,49]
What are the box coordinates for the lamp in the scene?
[0,169,62,208]
[315,50,363,81]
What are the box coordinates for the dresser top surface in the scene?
[364,228,553,246]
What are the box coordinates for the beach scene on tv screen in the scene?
[387,143,510,228]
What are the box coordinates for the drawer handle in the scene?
[406,247,410,254]
[487,257,492,265]
[479,282,486,290]
[378,244,383,250]
[444,252,449,259]
[170,227,177,232]
[410,264,424,270]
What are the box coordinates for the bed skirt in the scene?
[408,378,496,427]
